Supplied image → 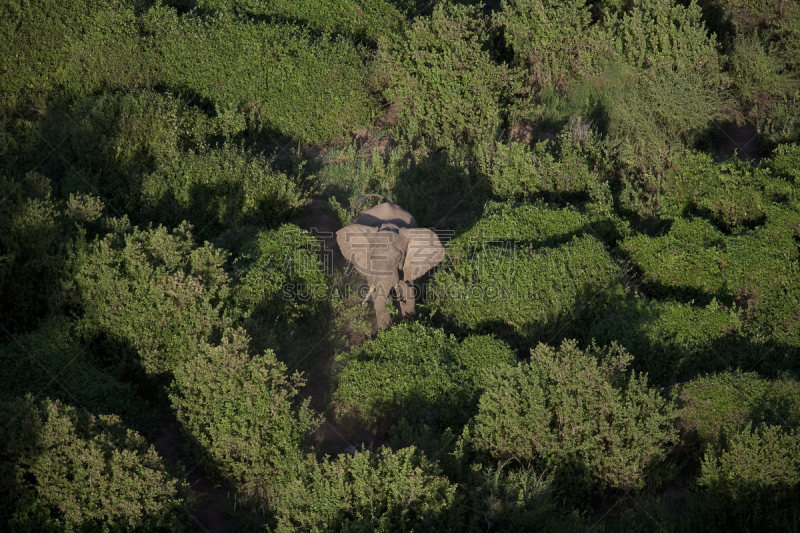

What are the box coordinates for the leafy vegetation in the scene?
[2,0,800,530]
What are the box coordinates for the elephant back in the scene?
[357,202,418,229]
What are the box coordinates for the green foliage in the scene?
[373,3,506,156]
[194,0,406,43]
[0,396,190,532]
[327,196,353,229]
[587,288,762,384]
[27,91,304,234]
[147,6,376,144]
[469,340,677,494]
[429,203,620,347]
[678,372,800,462]
[273,446,462,532]
[698,425,800,531]
[497,0,611,97]
[487,137,601,201]
[169,328,320,503]
[0,317,155,435]
[227,224,331,365]
[461,464,586,533]
[657,150,795,228]
[0,0,154,113]
[332,323,516,433]
[0,173,103,333]
[67,219,231,380]
[620,210,800,349]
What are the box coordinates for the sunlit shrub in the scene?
[469,340,677,494]
[332,323,517,432]
[67,219,231,380]
[621,211,800,349]
[169,328,320,502]
[678,371,800,460]
[273,446,462,532]
[0,0,153,112]
[429,203,619,347]
[373,3,506,156]
[147,6,376,144]
[0,396,190,532]
[194,0,406,43]
[496,0,610,97]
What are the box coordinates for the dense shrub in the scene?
[429,203,620,347]
[332,323,517,432]
[0,317,155,435]
[0,396,190,532]
[273,446,462,532]
[698,425,800,531]
[67,219,231,380]
[373,3,506,156]
[225,224,332,365]
[677,371,800,458]
[586,287,792,383]
[169,328,320,503]
[0,173,103,333]
[469,340,677,494]
[621,211,800,349]
[496,0,610,100]
[657,150,795,229]
[147,6,376,144]
[27,91,304,234]
[194,0,406,43]
[487,138,601,201]
[0,0,153,113]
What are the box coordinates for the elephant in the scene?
[336,201,445,330]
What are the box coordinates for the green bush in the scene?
[620,210,800,349]
[677,372,800,457]
[67,219,231,380]
[226,224,332,366]
[698,424,800,531]
[429,203,620,347]
[496,0,610,99]
[373,3,506,156]
[586,287,791,384]
[487,137,601,202]
[194,0,406,43]
[657,150,795,229]
[26,91,304,234]
[140,144,306,233]
[332,323,517,433]
[0,173,103,333]
[147,6,376,144]
[0,396,190,532]
[0,0,154,113]
[273,446,463,532]
[469,340,677,494]
[169,328,320,503]
[0,317,155,435]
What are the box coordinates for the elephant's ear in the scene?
[336,224,376,275]
[399,228,445,281]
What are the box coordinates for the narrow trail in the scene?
[295,198,386,457]
[152,416,236,533]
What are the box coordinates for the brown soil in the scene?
[713,123,761,164]
[152,417,235,533]
[293,198,387,457]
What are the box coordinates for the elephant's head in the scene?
[336,202,444,330]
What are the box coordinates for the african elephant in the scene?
[336,202,444,330]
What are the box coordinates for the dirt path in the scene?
[152,417,236,533]
[294,198,385,457]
